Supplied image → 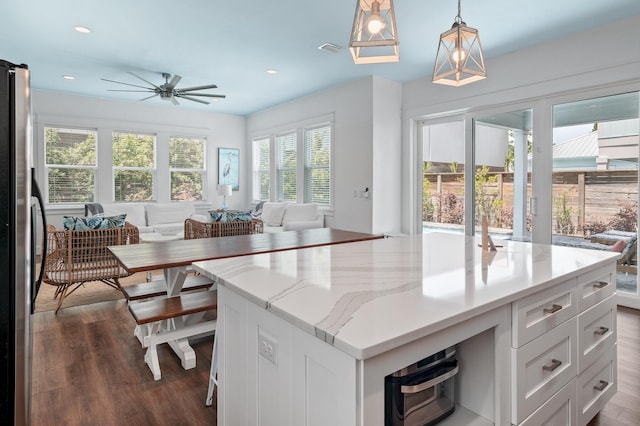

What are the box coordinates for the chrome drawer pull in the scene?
[542,359,562,372]
[593,380,608,392]
[594,326,609,336]
[543,304,562,315]
[593,281,608,289]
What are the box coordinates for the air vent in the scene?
[317,42,344,54]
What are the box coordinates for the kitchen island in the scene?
[192,232,619,425]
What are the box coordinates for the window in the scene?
[304,125,331,204]
[252,137,270,201]
[112,132,156,201]
[276,132,297,202]
[169,137,206,201]
[44,126,97,204]
[253,120,333,206]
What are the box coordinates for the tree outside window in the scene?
[45,127,97,204]
[169,137,205,201]
[112,132,155,201]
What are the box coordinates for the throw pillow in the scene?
[63,214,127,230]
[209,211,228,222]
[227,211,252,222]
[610,239,626,253]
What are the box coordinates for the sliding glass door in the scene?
[472,109,533,241]
[552,92,640,306]
[420,119,466,235]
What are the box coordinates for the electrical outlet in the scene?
[258,331,278,365]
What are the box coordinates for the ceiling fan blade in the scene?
[139,93,159,101]
[170,96,180,106]
[175,92,226,99]
[166,75,182,90]
[128,71,161,89]
[176,94,210,105]
[107,89,156,93]
[176,84,218,92]
[101,78,152,90]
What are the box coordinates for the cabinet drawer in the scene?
[512,279,577,348]
[519,378,576,426]
[577,295,616,374]
[576,266,615,313]
[577,344,617,426]
[511,317,577,425]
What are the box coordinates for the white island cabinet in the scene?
[192,232,618,426]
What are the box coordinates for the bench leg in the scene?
[143,322,163,381]
[166,318,197,370]
[168,337,197,370]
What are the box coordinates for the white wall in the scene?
[372,77,402,234]
[247,76,402,234]
[32,91,246,228]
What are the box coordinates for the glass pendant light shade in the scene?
[432,0,487,86]
[349,0,399,64]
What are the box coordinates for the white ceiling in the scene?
[3,0,639,116]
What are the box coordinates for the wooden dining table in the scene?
[109,227,384,276]
[108,227,385,378]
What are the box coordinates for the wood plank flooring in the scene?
[588,306,640,426]
[30,299,639,425]
[30,299,216,425]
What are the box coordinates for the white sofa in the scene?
[97,202,197,238]
[260,202,324,233]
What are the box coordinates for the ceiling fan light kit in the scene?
[432,0,487,86]
[102,71,225,106]
[349,0,399,64]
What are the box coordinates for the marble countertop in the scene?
[192,232,618,360]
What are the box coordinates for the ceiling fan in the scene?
[101,72,225,105]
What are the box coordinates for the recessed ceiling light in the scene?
[266,69,278,75]
[62,75,75,80]
[74,26,92,34]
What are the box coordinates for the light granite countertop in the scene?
[192,232,618,360]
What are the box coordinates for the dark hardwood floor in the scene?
[30,298,639,425]
[30,298,216,425]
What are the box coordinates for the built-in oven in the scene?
[385,346,458,426]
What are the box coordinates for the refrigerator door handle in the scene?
[31,174,47,309]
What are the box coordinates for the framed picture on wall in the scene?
[218,147,240,190]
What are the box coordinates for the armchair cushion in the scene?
[63,214,127,230]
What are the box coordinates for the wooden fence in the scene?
[423,169,638,233]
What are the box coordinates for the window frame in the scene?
[250,117,333,207]
[168,136,207,201]
[43,125,98,205]
[112,130,157,202]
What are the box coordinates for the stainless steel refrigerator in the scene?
[1,59,47,424]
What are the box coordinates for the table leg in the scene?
[164,266,188,296]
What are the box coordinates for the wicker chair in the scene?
[42,222,140,313]
[184,218,263,239]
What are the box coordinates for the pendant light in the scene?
[349,0,399,64]
[432,0,486,86]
